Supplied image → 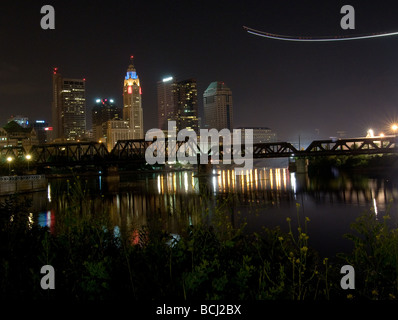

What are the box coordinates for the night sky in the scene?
[2,0,398,146]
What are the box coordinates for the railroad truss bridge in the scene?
[1,136,397,169]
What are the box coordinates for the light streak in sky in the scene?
[243,26,398,42]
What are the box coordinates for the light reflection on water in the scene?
[16,167,398,255]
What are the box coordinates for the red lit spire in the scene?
[127,55,136,72]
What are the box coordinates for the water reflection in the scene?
[9,167,398,255]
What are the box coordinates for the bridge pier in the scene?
[197,163,213,176]
[295,158,309,174]
[103,166,119,176]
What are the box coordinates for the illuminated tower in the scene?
[52,68,86,141]
[123,56,143,139]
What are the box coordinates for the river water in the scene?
[7,165,398,258]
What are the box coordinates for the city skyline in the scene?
[2,1,398,145]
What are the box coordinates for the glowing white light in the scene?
[367,129,374,138]
[96,99,101,103]
[47,211,52,228]
[290,172,297,196]
[47,183,51,202]
[157,175,161,194]
[28,213,34,229]
[212,170,217,194]
[184,172,188,192]
[110,99,114,103]
[373,198,378,216]
[163,76,173,82]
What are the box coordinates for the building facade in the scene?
[92,98,122,142]
[203,81,233,131]
[52,68,86,141]
[175,78,199,134]
[157,76,176,132]
[105,119,131,151]
[8,115,29,128]
[32,120,50,144]
[157,77,199,134]
[0,121,38,149]
[123,56,143,139]
[236,127,277,144]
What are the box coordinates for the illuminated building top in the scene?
[125,55,139,82]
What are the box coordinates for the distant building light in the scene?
[44,127,53,131]
[110,99,114,103]
[163,76,173,82]
[96,99,101,103]
[36,120,45,124]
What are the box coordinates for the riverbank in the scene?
[1,192,397,301]
[308,154,398,177]
[0,175,47,196]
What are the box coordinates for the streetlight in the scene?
[6,156,13,175]
[391,124,398,134]
[26,154,31,172]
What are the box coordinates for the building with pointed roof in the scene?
[123,56,144,139]
[0,121,38,149]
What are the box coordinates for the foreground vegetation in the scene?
[0,191,397,300]
[308,154,398,177]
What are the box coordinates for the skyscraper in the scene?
[203,81,233,131]
[123,56,143,139]
[157,77,199,134]
[157,76,176,132]
[92,98,122,142]
[175,78,199,134]
[52,68,86,141]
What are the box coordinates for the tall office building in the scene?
[52,68,86,141]
[157,77,199,134]
[92,98,122,141]
[157,76,176,132]
[203,81,233,131]
[123,56,143,139]
[175,78,199,134]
